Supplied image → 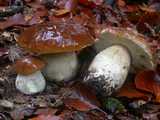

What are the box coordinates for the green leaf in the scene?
[104,97,125,113]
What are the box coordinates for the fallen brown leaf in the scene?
[116,83,150,100]
[30,114,62,120]
[10,107,35,120]
[135,70,160,102]
[79,0,96,8]
[54,9,70,16]
[35,108,58,116]
[65,0,78,12]
[0,48,8,57]
[70,82,101,107]
[137,12,160,34]
[64,98,98,111]
[0,0,8,6]
[0,14,27,30]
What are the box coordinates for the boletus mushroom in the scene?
[17,20,94,82]
[14,56,46,94]
[84,27,156,97]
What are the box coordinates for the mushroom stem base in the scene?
[16,71,46,95]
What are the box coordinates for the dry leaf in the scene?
[117,0,126,7]
[35,108,58,116]
[30,114,62,120]
[0,0,8,6]
[79,0,96,8]
[135,70,160,102]
[65,0,78,12]
[0,48,8,57]
[116,83,150,100]
[70,83,101,107]
[137,12,160,33]
[64,98,98,111]
[10,107,35,120]
[0,14,27,30]
[54,9,70,16]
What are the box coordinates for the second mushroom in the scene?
[83,27,155,97]
[14,56,46,95]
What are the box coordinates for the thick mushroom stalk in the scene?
[14,57,46,95]
[16,71,46,95]
[41,52,78,82]
[84,45,131,96]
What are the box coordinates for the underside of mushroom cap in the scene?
[94,27,155,72]
[17,21,94,54]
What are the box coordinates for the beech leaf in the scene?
[30,114,62,120]
[54,9,70,16]
[0,48,8,57]
[135,70,160,102]
[64,98,98,111]
[116,83,150,100]
[0,13,27,30]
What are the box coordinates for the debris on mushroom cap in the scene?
[84,45,131,96]
[94,27,156,72]
[14,56,45,75]
[17,20,94,54]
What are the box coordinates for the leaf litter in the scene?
[0,0,159,119]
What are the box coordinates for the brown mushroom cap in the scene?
[17,20,94,54]
[95,27,156,72]
[14,56,45,75]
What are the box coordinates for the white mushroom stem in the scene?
[84,45,131,96]
[41,52,78,82]
[16,71,46,95]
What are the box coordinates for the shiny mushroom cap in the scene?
[95,27,156,72]
[14,56,45,75]
[17,20,94,54]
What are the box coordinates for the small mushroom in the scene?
[17,20,94,82]
[14,56,46,94]
[94,27,155,72]
[84,27,156,96]
[84,45,131,96]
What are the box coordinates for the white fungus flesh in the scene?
[16,71,46,95]
[84,45,131,96]
[41,52,78,82]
